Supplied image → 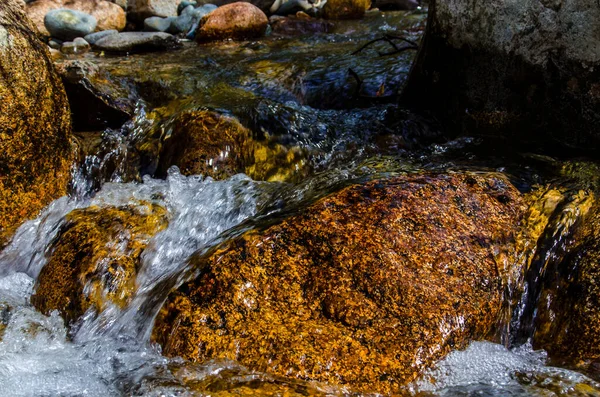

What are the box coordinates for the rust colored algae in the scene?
[153,172,526,394]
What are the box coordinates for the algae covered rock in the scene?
[32,203,168,324]
[321,0,370,20]
[148,108,309,182]
[0,0,73,248]
[153,172,526,394]
[532,199,600,366]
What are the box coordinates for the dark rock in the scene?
[0,0,73,248]
[403,0,600,152]
[371,0,418,10]
[321,0,369,19]
[94,31,181,53]
[178,0,197,14]
[270,15,333,35]
[153,172,527,394]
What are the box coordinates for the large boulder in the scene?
[196,2,268,42]
[32,203,168,324]
[0,0,73,248]
[25,0,126,36]
[403,0,600,152]
[153,172,526,394]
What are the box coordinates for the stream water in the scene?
[1,8,600,397]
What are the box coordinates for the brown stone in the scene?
[153,172,526,394]
[321,0,370,20]
[31,203,169,324]
[196,2,268,42]
[0,0,73,248]
[532,196,600,366]
[25,0,126,36]
[152,109,309,182]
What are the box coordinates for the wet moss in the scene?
[31,203,168,324]
[153,172,526,394]
[0,1,73,248]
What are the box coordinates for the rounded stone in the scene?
[196,2,268,42]
[93,31,181,53]
[44,8,97,41]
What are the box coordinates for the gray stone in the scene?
[178,1,197,14]
[184,4,217,38]
[93,32,181,53]
[44,9,97,41]
[144,16,174,32]
[61,38,91,55]
[48,39,63,50]
[169,11,194,34]
[84,30,119,45]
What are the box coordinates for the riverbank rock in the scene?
[196,2,268,42]
[0,0,73,248]
[26,0,126,36]
[45,9,96,41]
[153,172,526,394]
[32,203,168,324]
[403,0,600,152]
[321,0,370,19]
[128,0,183,21]
[93,31,181,53]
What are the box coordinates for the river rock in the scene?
[532,197,600,366]
[83,29,118,45]
[0,0,73,248]
[128,0,184,21]
[26,0,126,36]
[196,2,268,42]
[44,9,97,40]
[32,203,169,324]
[270,0,326,15]
[93,31,181,53]
[321,0,370,19]
[149,109,308,181]
[144,16,174,31]
[153,172,526,394]
[270,15,333,35]
[61,37,91,54]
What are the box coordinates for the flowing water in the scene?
[2,8,600,397]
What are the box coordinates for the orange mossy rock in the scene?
[0,0,73,248]
[196,2,268,42]
[31,203,169,324]
[153,172,527,394]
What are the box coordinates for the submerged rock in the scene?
[321,0,370,19]
[32,203,169,324]
[153,172,526,394]
[61,37,91,54]
[147,108,309,182]
[196,2,268,42]
[0,0,73,248]
[93,31,181,53]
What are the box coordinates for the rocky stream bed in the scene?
[2,0,600,396]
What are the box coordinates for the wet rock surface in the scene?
[0,0,73,248]
[153,172,526,394]
[93,31,181,53]
[32,203,169,325]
